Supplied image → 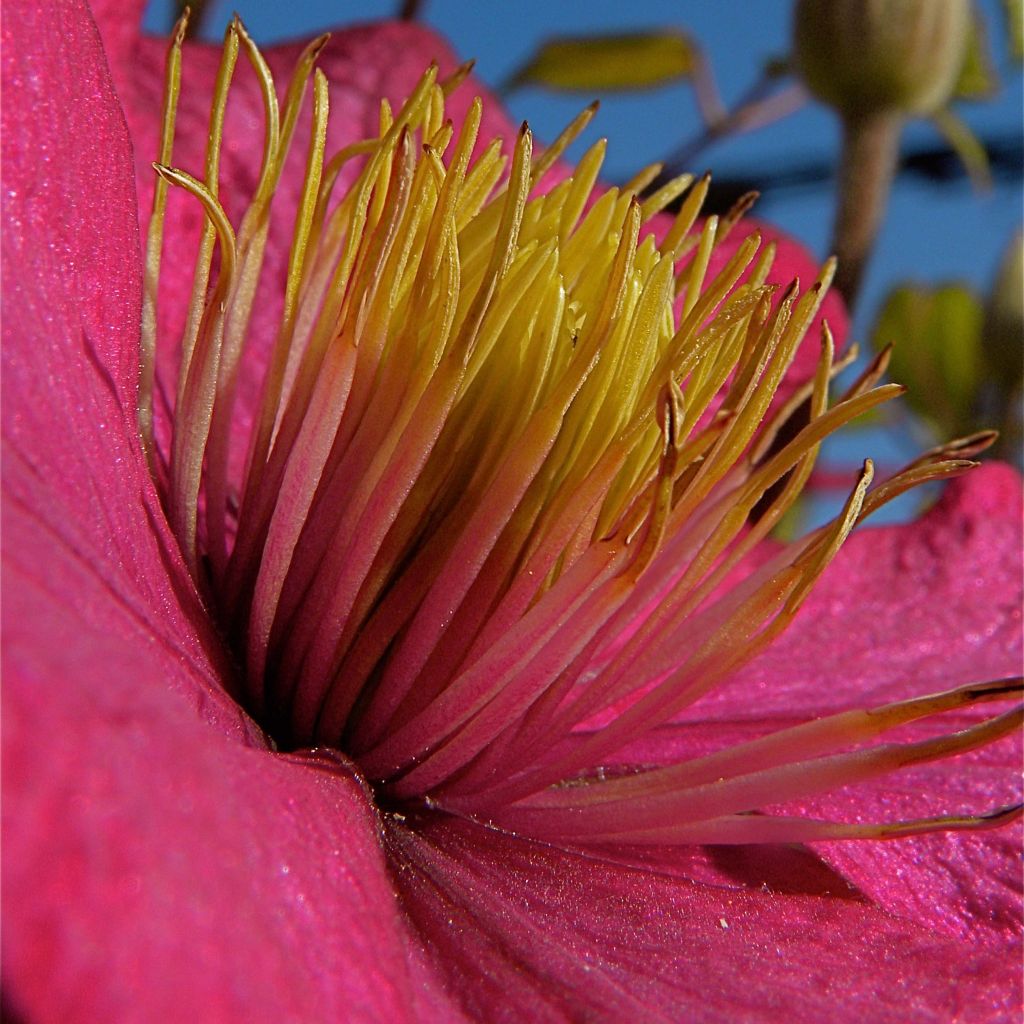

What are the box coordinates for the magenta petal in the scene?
[1,4,446,1019]
[598,463,1022,951]
[88,0,146,72]
[3,553,456,1021]
[811,744,1022,945]
[394,814,1020,1023]
[6,4,1017,1021]
[2,0,241,728]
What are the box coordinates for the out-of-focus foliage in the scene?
[505,31,701,92]
[953,8,999,98]
[983,231,1024,384]
[931,107,992,189]
[982,232,1024,456]
[872,232,1023,460]
[1003,0,1024,61]
[874,283,984,436]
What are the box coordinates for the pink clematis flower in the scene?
[2,3,1021,1022]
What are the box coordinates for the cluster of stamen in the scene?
[141,14,1022,845]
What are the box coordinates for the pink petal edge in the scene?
[2,3,448,1020]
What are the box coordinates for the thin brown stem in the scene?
[666,77,808,174]
[831,110,903,309]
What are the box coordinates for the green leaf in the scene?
[982,231,1024,386]
[982,231,1024,459]
[506,31,702,93]
[872,283,985,436]
[953,8,999,98]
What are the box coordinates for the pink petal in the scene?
[1,0,238,731]
[8,7,1013,1023]
[393,812,1020,1023]
[4,552,457,1021]
[598,463,1022,945]
[2,4,449,1019]
[809,743,1022,945]
[88,0,146,71]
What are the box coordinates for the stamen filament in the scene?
[139,10,187,473]
[143,27,1019,850]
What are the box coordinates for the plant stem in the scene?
[665,77,808,175]
[831,110,903,309]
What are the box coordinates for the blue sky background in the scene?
[143,0,1022,521]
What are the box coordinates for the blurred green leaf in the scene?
[953,9,998,98]
[982,231,1024,386]
[982,231,1024,460]
[930,107,992,190]
[506,31,701,93]
[1002,0,1023,62]
[873,283,985,435]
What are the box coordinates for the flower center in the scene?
[140,14,1022,845]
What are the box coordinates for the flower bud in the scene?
[793,0,971,117]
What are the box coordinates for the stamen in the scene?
[139,10,188,473]
[479,682,1022,842]
[178,21,240,414]
[143,25,1021,849]
[155,165,236,575]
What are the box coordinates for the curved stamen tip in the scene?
[883,803,1024,838]
[963,677,1024,701]
[942,430,1000,457]
[982,803,1024,825]
[309,33,331,59]
[172,8,190,43]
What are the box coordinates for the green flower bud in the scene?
[793,0,971,117]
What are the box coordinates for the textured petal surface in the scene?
[0,0,239,732]
[1,4,448,1020]
[391,812,1019,1024]
[811,745,1022,945]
